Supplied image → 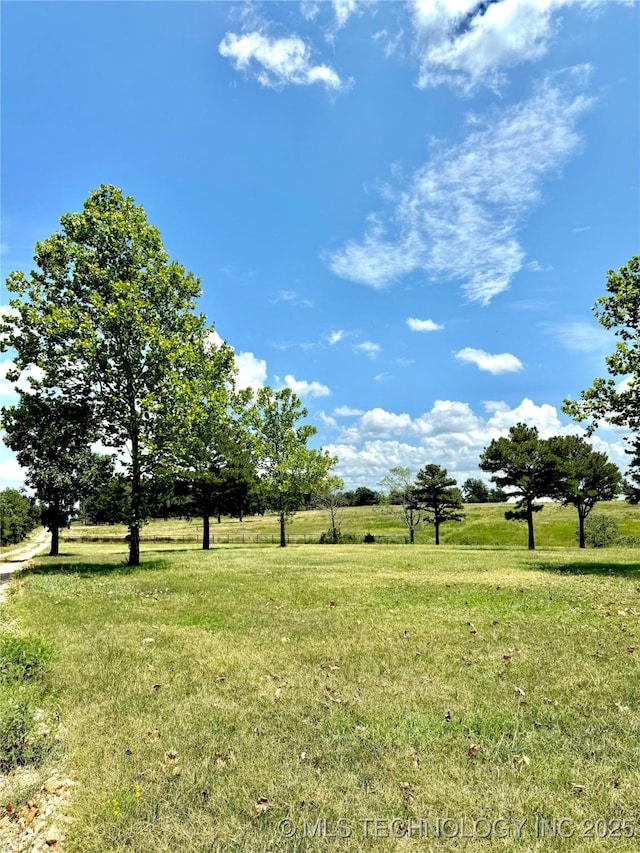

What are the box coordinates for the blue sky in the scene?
[1,0,639,490]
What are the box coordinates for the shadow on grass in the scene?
[534,559,640,577]
[15,557,172,579]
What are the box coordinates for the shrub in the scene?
[0,634,52,684]
[583,515,619,548]
[0,688,52,771]
[319,528,342,544]
[363,532,376,544]
[616,535,640,547]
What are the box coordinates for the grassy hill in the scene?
[63,501,640,549]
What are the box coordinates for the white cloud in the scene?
[205,330,267,391]
[0,454,27,488]
[300,2,321,22]
[333,0,358,29]
[236,351,268,391]
[319,410,338,429]
[333,405,364,417]
[410,0,626,93]
[219,31,345,90]
[455,347,523,375]
[359,407,414,436]
[275,290,313,307]
[328,330,345,345]
[407,317,443,332]
[0,359,44,398]
[541,319,610,353]
[325,397,629,489]
[354,341,381,358]
[285,374,331,397]
[329,71,593,303]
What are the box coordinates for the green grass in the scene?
[64,500,640,548]
[3,541,640,851]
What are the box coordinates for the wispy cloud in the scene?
[219,31,346,90]
[354,341,381,359]
[274,290,313,307]
[410,0,625,93]
[328,70,594,303]
[285,374,331,397]
[407,317,443,332]
[541,319,610,353]
[328,329,345,345]
[455,347,523,375]
[334,405,364,416]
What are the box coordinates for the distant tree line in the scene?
[373,426,622,549]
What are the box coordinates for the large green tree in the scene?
[413,464,464,545]
[563,256,640,435]
[479,423,557,550]
[546,435,621,548]
[377,467,424,544]
[249,387,337,547]
[165,340,252,549]
[2,394,114,555]
[0,185,208,565]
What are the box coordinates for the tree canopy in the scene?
[563,256,640,436]
[413,464,464,544]
[249,387,337,547]
[1,185,212,564]
[479,423,557,550]
[546,434,621,548]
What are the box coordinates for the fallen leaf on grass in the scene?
[145,729,161,744]
[214,749,235,766]
[255,797,271,815]
[164,750,179,762]
[512,754,530,768]
[468,744,480,758]
[324,686,342,704]
[400,782,414,804]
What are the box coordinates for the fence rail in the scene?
[60,533,410,545]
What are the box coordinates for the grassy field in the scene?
[63,500,640,548]
[2,540,640,851]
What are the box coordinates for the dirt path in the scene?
[0,528,50,602]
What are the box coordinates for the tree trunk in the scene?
[128,431,141,566]
[435,522,440,545]
[49,495,60,556]
[49,525,59,557]
[203,514,210,550]
[526,500,535,550]
[410,527,415,544]
[129,524,140,566]
[578,510,586,549]
[279,511,286,547]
